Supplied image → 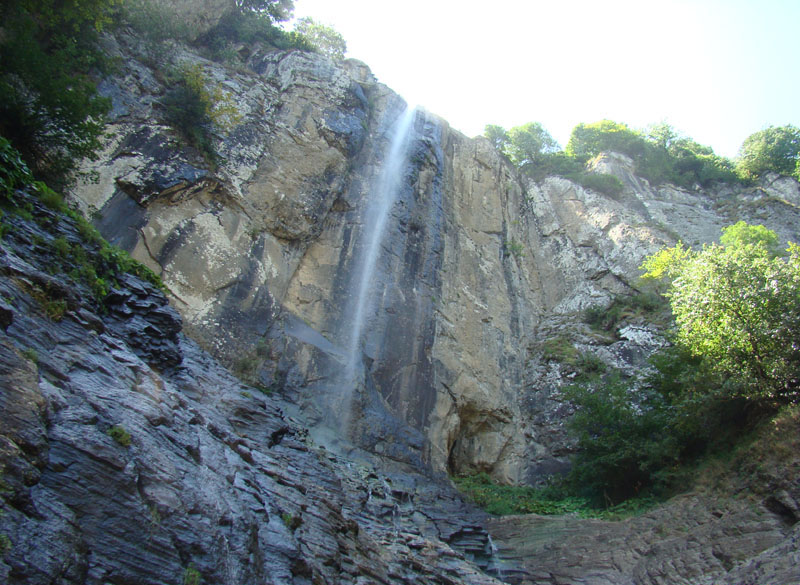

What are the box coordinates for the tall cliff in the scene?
[3,12,800,585]
[0,186,508,585]
[71,29,800,488]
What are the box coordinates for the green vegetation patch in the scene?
[0,136,166,302]
[560,222,798,506]
[107,425,132,447]
[541,335,606,380]
[570,172,624,197]
[162,64,242,165]
[281,512,302,531]
[583,290,668,336]
[484,119,760,190]
[183,563,201,585]
[0,0,115,188]
[452,472,658,519]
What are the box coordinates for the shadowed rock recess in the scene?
[2,6,800,584]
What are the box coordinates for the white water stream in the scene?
[336,104,417,433]
[344,105,416,379]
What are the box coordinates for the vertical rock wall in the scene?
[72,33,800,485]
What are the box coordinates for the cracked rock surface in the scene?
[71,29,800,484]
[0,191,505,585]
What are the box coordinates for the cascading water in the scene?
[335,104,418,433]
[345,105,417,379]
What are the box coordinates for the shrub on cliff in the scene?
[162,64,242,164]
[736,125,800,180]
[642,222,800,402]
[0,0,115,187]
[566,120,646,161]
[565,222,798,505]
[293,17,347,60]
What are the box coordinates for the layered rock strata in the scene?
[0,190,507,585]
[73,30,800,485]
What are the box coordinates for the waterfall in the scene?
[336,103,417,432]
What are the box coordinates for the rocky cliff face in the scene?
[4,14,800,584]
[0,188,509,585]
[72,29,800,489]
[489,406,800,585]
[3,190,799,584]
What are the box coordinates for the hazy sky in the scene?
[291,0,799,158]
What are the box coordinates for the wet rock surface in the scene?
[490,494,799,585]
[5,23,800,585]
[0,191,505,585]
[70,31,800,485]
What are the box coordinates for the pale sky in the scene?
[291,0,799,159]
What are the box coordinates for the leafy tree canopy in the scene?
[293,17,347,61]
[566,120,645,160]
[483,124,510,153]
[0,0,117,187]
[736,125,800,180]
[641,222,800,401]
[506,122,559,169]
[565,222,798,504]
[719,220,782,256]
[235,0,295,21]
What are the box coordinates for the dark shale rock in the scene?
[0,188,505,585]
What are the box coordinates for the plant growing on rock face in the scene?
[0,0,116,188]
[182,563,201,585]
[107,425,132,447]
[281,512,302,531]
[572,172,624,197]
[583,291,668,337]
[293,17,347,60]
[641,222,800,402]
[21,347,39,364]
[28,284,68,321]
[163,64,242,164]
[504,239,525,259]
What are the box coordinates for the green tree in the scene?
[644,122,680,151]
[506,122,559,170]
[293,17,347,60]
[235,0,294,21]
[0,0,117,187]
[719,220,781,256]
[565,120,646,160]
[483,124,510,153]
[736,125,800,179]
[563,374,681,503]
[641,223,800,401]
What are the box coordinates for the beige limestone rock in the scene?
[71,33,800,487]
